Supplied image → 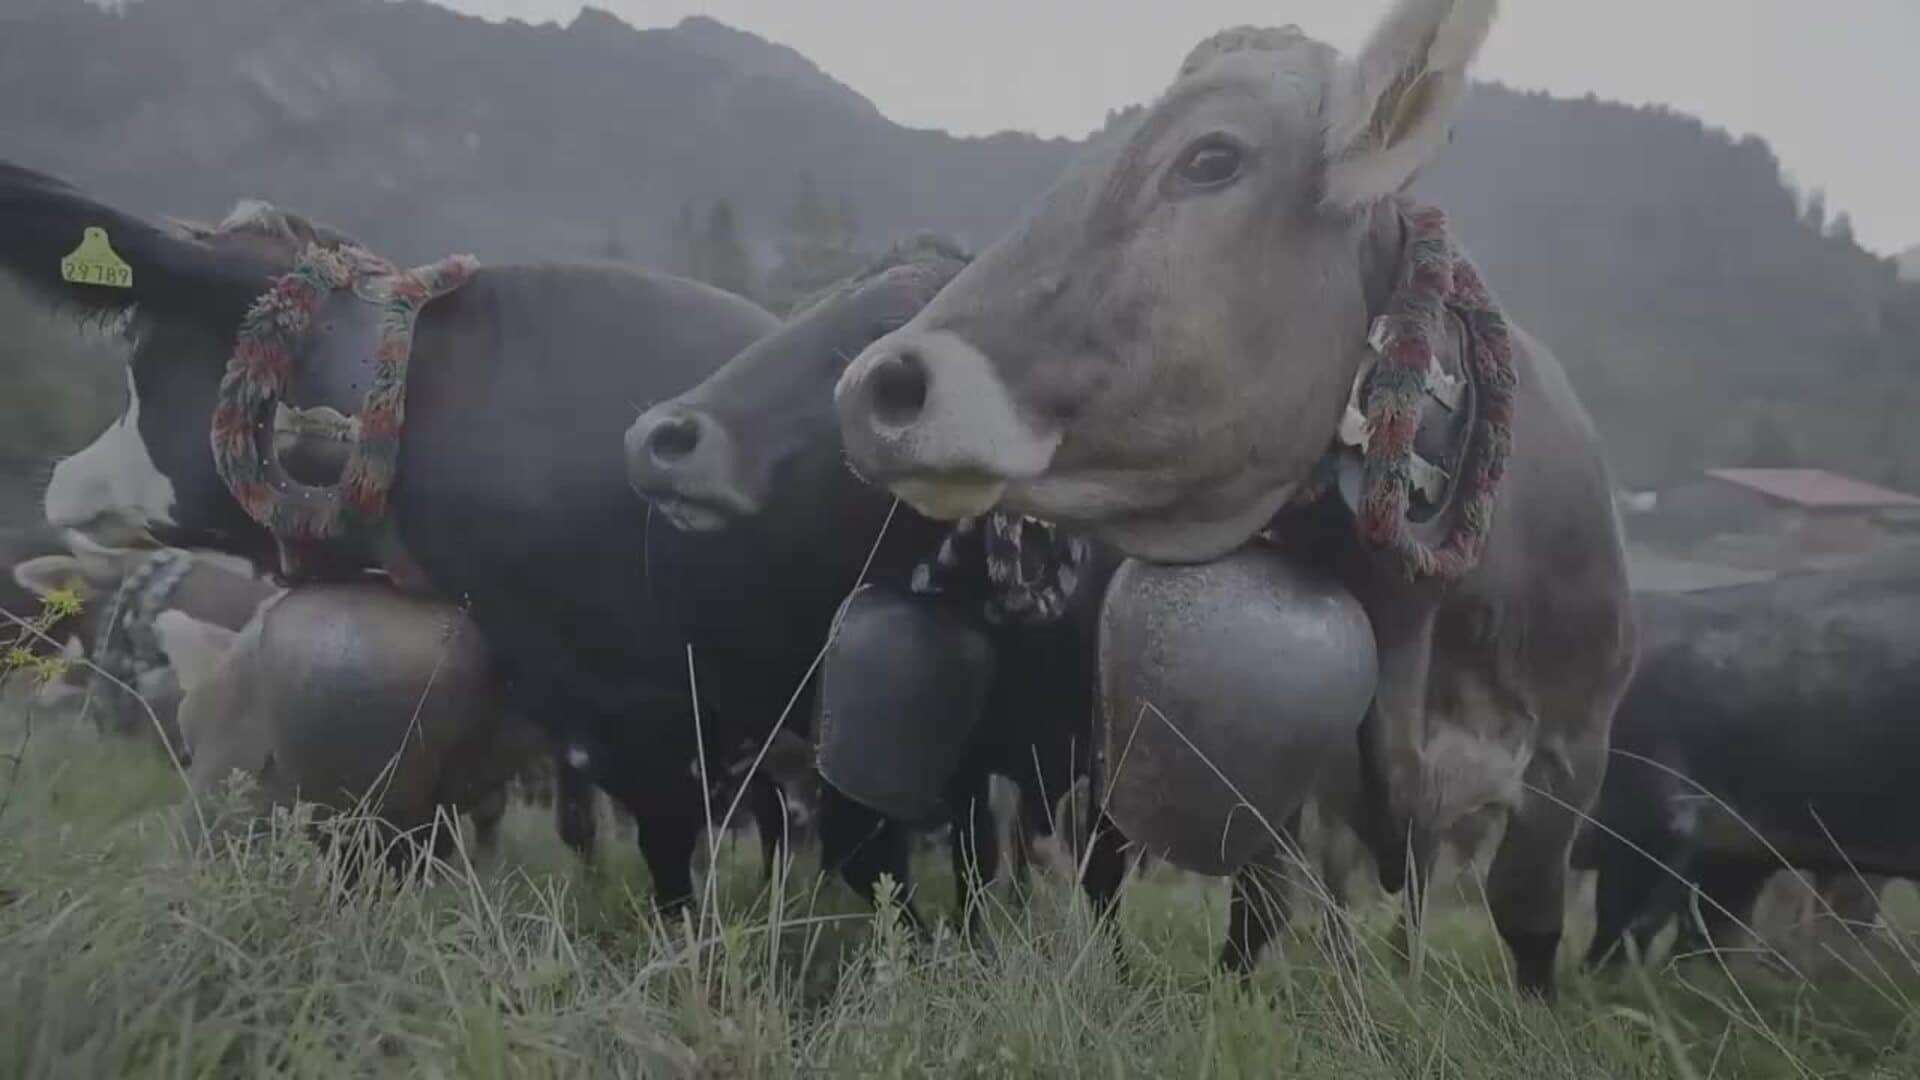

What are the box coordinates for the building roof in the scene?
[1706,468,1920,510]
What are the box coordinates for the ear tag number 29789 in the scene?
[60,226,134,289]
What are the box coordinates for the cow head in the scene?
[625,240,968,543]
[834,2,1498,561]
[1,165,346,560]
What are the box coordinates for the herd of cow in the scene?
[1,0,1912,1001]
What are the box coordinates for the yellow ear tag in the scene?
[60,226,133,289]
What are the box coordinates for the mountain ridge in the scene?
[4,0,1916,490]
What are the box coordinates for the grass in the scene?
[2,705,1919,1077]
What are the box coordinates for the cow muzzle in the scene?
[834,329,1061,520]
[623,405,758,532]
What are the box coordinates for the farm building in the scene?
[1621,468,1920,575]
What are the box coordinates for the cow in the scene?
[625,241,1125,934]
[696,729,825,883]
[12,532,276,751]
[627,233,1475,971]
[153,585,540,858]
[831,2,1636,995]
[1583,556,1920,967]
[0,161,813,910]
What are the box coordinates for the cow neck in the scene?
[909,512,1093,627]
[90,548,194,695]
[211,242,476,585]
[1290,197,1518,583]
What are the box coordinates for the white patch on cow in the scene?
[1323,0,1497,209]
[152,610,238,695]
[566,745,591,770]
[1418,719,1531,832]
[44,369,177,534]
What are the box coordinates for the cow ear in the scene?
[1322,0,1497,210]
[153,610,238,695]
[11,555,98,602]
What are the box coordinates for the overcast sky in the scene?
[442,1,1917,255]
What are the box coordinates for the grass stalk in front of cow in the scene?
[4,697,1920,1076]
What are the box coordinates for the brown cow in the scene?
[155,584,541,856]
[12,534,276,751]
[833,1,1635,994]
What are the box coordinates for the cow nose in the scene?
[837,329,1060,502]
[865,348,930,428]
[646,412,703,466]
[625,404,760,523]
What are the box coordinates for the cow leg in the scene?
[1585,754,1695,968]
[1485,732,1608,998]
[631,807,702,916]
[1315,807,1365,969]
[1007,825,1035,898]
[554,755,600,865]
[818,787,928,933]
[1588,839,1681,967]
[747,774,789,884]
[468,786,508,856]
[1351,603,1438,897]
[1821,873,1888,935]
[949,770,1001,939]
[1006,799,1038,900]
[1675,857,1770,956]
[1219,810,1304,974]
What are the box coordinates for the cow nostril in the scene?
[868,350,929,427]
[648,415,701,465]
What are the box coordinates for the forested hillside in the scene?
[3,0,1913,490]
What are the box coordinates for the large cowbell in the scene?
[814,585,994,825]
[1099,547,1378,876]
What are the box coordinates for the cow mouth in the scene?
[887,471,1011,521]
[645,494,741,534]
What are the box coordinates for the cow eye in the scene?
[1172,136,1245,189]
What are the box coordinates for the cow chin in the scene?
[1007,473,1302,565]
[888,474,1009,521]
[648,496,737,534]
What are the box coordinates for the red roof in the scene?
[1706,468,1920,510]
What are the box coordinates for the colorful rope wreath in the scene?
[1331,198,1517,583]
[211,244,476,547]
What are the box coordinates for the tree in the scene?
[668,200,701,279]
[767,173,866,311]
[1740,413,1799,468]
[1802,188,1828,235]
[699,199,754,299]
[597,218,631,262]
[1828,211,1856,247]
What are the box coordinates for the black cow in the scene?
[1584,553,1920,965]
[626,243,1128,932]
[1,162,821,909]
